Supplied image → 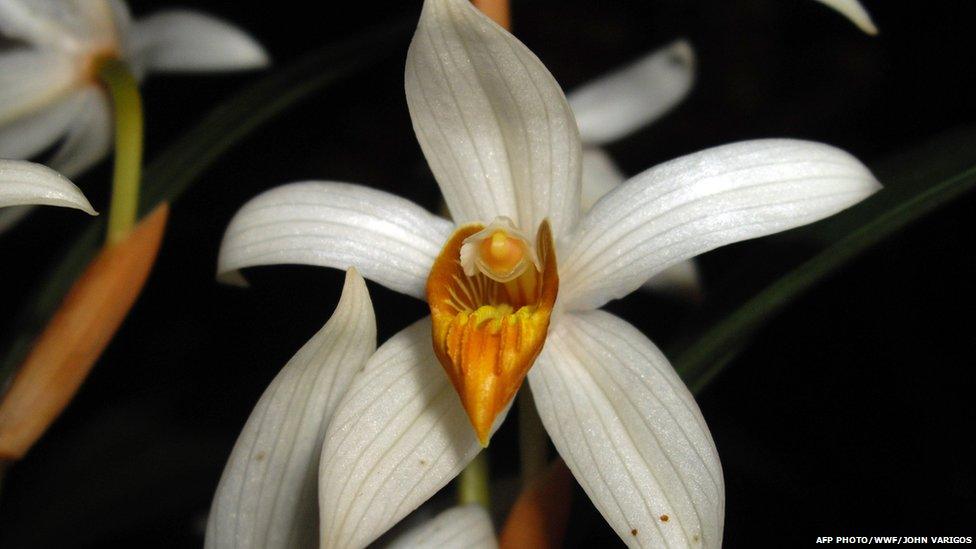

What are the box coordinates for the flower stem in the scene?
[519,386,548,486]
[458,450,490,508]
[97,58,143,246]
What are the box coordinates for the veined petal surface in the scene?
[319,319,492,549]
[386,504,497,549]
[0,159,94,213]
[47,88,112,178]
[580,148,702,299]
[205,270,377,549]
[130,10,269,74]
[529,310,724,548]
[405,0,581,237]
[560,139,881,310]
[217,182,453,300]
[0,50,78,127]
[813,0,878,35]
[569,40,695,146]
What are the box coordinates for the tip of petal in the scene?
[814,0,879,35]
[667,39,696,70]
[242,45,272,69]
[217,269,250,287]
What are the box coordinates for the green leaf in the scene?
[0,21,412,387]
[679,128,976,393]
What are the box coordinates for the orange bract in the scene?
[500,459,574,549]
[0,204,168,460]
[427,220,558,446]
[473,0,511,30]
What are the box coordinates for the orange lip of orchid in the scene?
[427,217,558,446]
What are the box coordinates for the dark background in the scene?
[1,0,974,546]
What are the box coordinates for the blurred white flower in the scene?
[0,158,93,213]
[815,0,878,34]
[570,40,695,148]
[0,0,268,231]
[217,0,880,546]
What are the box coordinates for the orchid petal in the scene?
[569,40,695,146]
[582,148,702,299]
[319,318,493,549]
[79,0,126,47]
[217,182,453,300]
[130,10,269,75]
[205,269,377,549]
[104,0,132,56]
[0,89,107,237]
[529,310,724,548]
[387,504,497,549]
[47,88,112,178]
[0,159,94,213]
[560,139,881,310]
[405,0,582,237]
[813,0,878,35]
[0,49,77,127]
[0,88,87,160]
[0,0,117,48]
[0,0,66,46]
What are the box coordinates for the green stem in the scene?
[458,450,490,508]
[518,387,547,486]
[97,58,143,245]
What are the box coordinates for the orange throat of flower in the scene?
[427,218,558,446]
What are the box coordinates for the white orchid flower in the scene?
[0,158,93,213]
[569,40,702,297]
[0,0,268,232]
[217,0,881,546]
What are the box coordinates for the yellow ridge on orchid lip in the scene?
[427,220,558,446]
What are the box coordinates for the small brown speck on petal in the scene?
[631,529,638,536]
[660,514,669,522]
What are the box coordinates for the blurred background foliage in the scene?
[0,0,973,546]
